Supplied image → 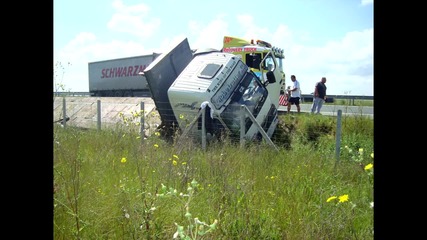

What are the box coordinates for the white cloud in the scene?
[107,0,161,38]
[361,0,373,6]
[279,27,373,95]
[236,14,272,42]
[190,16,229,50]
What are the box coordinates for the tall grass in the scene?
[53,114,374,239]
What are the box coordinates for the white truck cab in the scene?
[144,38,278,141]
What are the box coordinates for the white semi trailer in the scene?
[88,54,160,97]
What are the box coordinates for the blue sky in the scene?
[54,0,373,96]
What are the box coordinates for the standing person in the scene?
[287,75,301,113]
[311,77,327,114]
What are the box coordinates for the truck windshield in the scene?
[220,72,267,135]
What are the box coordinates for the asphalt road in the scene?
[278,103,373,118]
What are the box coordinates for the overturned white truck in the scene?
[143,38,279,146]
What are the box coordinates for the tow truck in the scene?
[222,36,286,108]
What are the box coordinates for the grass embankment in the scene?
[328,99,373,107]
[54,114,374,239]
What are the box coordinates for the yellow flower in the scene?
[370,152,374,158]
[154,144,159,148]
[173,154,179,159]
[358,148,363,153]
[182,162,187,165]
[326,196,337,202]
[179,114,184,119]
[172,160,177,166]
[338,194,349,203]
[364,163,373,171]
[155,132,160,136]
[121,157,127,163]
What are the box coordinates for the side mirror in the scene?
[266,71,276,84]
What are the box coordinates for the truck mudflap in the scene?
[143,38,193,129]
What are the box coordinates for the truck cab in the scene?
[143,38,278,141]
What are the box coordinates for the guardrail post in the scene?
[334,110,342,169]
[97,100,101,130]
[140,101,145,142]
[240,105,245,148]
[201,107,206,151]
[62,97,67,128]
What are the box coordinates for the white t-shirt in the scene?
[290,80,301,98]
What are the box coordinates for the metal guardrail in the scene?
[53,92,373,105]
[54,92,93,97]
[300,94,373,105]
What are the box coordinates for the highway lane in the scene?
[278,103,373,118]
